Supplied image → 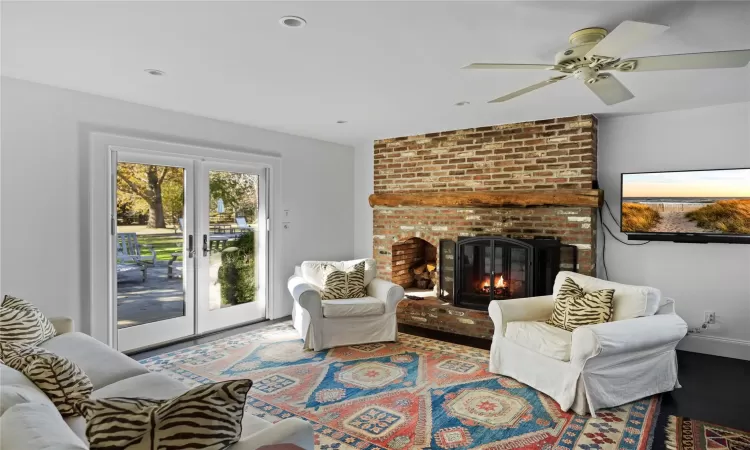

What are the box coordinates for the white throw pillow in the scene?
[552,272,662,321]
[301,258,376,288]
[0,403,87,450]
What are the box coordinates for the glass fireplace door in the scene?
[457,240,493,309]
[454,237,534,309]
[508,247,529,298]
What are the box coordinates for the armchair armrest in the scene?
[287,275,322,321]
[367,278,405,313]
[230,418,313,450]
[49,316,75,335]
[571,313,688,366]
[488,296,555,336]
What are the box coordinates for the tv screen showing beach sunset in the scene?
[621,169,750,235]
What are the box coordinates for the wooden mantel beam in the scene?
[369,189,603,209]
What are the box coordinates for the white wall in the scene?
[353,141,374,258]
[598,103,750,360]
[1,77,355,338]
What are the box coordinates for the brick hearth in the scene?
[371,115,599,340]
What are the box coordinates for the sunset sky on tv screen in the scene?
[622,169,750,198]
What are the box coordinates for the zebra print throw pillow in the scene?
[321,261,367,300]
[547,277,615,332]
[22,352,93,416]
[0,295,57,346]
[0,341,53,370]
[546,277,583,329]
[76,379,252,450]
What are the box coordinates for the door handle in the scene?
[188,235,195,258]
[203,234,209,257]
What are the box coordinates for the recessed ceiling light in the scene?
[455,101,470,106]
[144,69,166,76]
[279,16,306,28]
[336,120,348,124]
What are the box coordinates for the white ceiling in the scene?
[3,1,749,146]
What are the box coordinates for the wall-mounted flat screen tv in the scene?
[621,168,750,239]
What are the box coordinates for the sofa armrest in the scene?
[49,316,75,335]
[488,296,555,336]
[570,313,688,366]
[287,275,322,321]
[367,279,405,313]
[230,418,314,450]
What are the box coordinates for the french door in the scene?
[196,162,267,333]
[112,150,267,352]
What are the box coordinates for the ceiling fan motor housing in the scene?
[554,27,609,66]
[555,44,596,66]
[573,66,599,83]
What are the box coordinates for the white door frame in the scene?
[196,161,268,333]
[113,150,197,352]
[89,132,281,348]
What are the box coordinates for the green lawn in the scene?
[137,235,184,262]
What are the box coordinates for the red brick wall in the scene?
[374,115,597,193]
[371,115,598,340]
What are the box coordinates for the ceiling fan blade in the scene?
[586,74,634,105]
[617,49,750,71]
[585,20,669,59]
[463,63,561,71]
[489,76,569,103]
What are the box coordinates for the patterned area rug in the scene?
[140,322,659,450]
[665,416,750,450]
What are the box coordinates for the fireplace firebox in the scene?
[439,237,574,310]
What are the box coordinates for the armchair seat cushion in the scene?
[322,297,385,318]
[505,321,573,362]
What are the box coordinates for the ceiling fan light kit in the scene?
[464,20,750,106]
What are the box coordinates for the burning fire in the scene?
[480,275,506,293]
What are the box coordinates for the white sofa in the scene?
[0,318,314,450]
[488,271,688,416]
[288,258,405,351]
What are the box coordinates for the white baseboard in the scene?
[678,333,750,361]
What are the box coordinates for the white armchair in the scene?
[489,271,688,416]
[288,258,405,351]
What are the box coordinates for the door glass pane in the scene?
[438,240,455,301]
[509,247,528,298]
[457,241,492,308]
[116,162,186,328]
[208,170,259,311]
[493,245,509,299]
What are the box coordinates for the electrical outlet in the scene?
[705,311,716,325]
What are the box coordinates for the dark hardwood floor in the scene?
[657,350,750,430]
[132,320,750,440]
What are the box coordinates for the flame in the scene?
[480,275,506,290]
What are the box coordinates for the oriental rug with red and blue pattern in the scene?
[139,322,659,450]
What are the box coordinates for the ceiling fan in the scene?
[464,21,750,105]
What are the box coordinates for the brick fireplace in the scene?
[370,115,599,340]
